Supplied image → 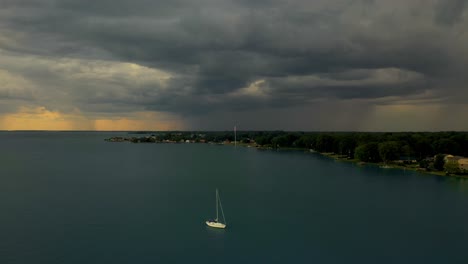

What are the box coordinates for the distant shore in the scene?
[105,133,468,179]
[318,152,468,179]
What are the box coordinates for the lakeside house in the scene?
[444,154,457,162]
[459,158,468,173]
[396,156,418,165]
[441,154,468,173]
[106,137,126,142]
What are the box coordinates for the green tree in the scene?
[255,135,271,146]
[355,142,381,162]
[339,136,357,158]
[433,139,459,155]
[434,154,445,171]
[295,135,315,149]
[419,159,429,169]
[316,134,335,152]
[400,145,413,158]
[444,160,460,175]
[450,134,468,156]
[378,141,400,163]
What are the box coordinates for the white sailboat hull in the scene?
[206,221,226,229]
[206,188,227,229]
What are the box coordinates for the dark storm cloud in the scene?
[0,0,467,127]
[434,0,468,26]
[268,68,427,100]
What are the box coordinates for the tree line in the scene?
[132,131,468,161]
[123,131,468,173]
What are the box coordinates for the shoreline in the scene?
[237,144,468,179]
[318,152,468,179]
[104,137,468,179]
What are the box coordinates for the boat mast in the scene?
[218,193,226,225]
[234,125,237,147]
[216,188,219,221]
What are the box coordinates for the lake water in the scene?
[1,132,468,263]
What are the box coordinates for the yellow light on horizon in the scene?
[0,107,185,131]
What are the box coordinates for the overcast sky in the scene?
[0,0,467,131]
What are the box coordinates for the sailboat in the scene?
[206,188,227,229]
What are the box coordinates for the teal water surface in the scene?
[1,132,468,263]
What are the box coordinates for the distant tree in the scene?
[355,145,367,162]
[378,141,400,163]
[413,137,433,159]
[255,135,271,146]
[316,134,335,153]
[272,134,299,148]
[271,136,279,148]
[434,154,445,171]
[355,142,381,162]
[400,145,413,158]
[287,133,300,147]
[433,139,459,155]
[295,135,315,148]
[444,160,461,175]
[356,133,375,145]
[339,136,357,158]
[419,159,429,169]
[450,134,468,156]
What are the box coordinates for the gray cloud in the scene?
[0,0,467,130]
[434,0,468,26]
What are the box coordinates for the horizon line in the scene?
[1,130,467,133]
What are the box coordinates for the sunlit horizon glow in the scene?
[0,107,185,131]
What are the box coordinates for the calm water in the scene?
[1,132,468,264]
